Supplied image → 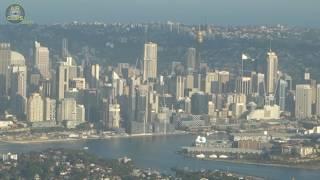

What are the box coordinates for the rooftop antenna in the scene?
[62,38,69,58]
[144,25,149,43]
[204,16,209,31]
[269,39,272,52]
[196,25,204,71]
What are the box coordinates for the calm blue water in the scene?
[0,134,319,180]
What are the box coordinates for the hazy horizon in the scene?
[1,0,320,27]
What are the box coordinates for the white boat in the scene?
[219,155,228,159]
[196,154,205,159]
[209,154,218,159]
[83,146,89,150]
[195,136,207,144]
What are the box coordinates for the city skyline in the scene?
[1,37,318,127]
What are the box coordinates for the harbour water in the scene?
[0,134,319,180]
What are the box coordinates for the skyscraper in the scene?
[143,42,157,82]
[295,84,312,119]
[316,85,320,117]
[208,101,216,117]
[34,41,50,79]
[10,51,25,66]
[251,72,264,96]
[169,75,185,100]
[44,98,56,121]
[58,98,77,122]
[134,85,149,123]
[176,76,185,100]
[112,71,124,97]
[27,93,44,122]
[56,62,69,100]
[10,65,27,98]
[283,74,293,91]
[218,71,230,94]
[184,97,192,114]
[204,72,218,94]
[235,77,252,95]
[193,73,202,90]
[76,104,86,122]
[9,51,27,118]
[90,64,100,88]
[266,50,278,95]
[0,43,11,96]
[128,76,142,124]
[186,48,196,72]
[310,79,317,106]
[191,91,209,115]
[65,56,78,80]
[185,73,194,90]
[40,79,53,98]
[129,84,152,134]
[276,79,288,111]
[103,99,121,129]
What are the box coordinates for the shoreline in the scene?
[214,159,320,171]
[0,131,188,144]
[183,155,320,171]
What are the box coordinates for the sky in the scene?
[1,0,320,27]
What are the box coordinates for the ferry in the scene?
[196,154,205,159]
[219,155,228,159]
[209,154,218,159]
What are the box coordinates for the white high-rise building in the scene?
[44,98,56,121]
[10,51,25,66]
[91,64,100,88]
[236,77,252,95]
[112,71,124,97]
[176,76,185,100]
[205,72,218,94]
[316,85,320,117]
[10,65,27,98]
[107,103,121,129]
[27,93,44,122]
[266,50,278,95]
[143,42,157,82]
[34,41,50,79]
[295,84,312,119]
[218,71,230,94]
[58,98,77,122]
[185,74,194,90]
[0,43,11,96]
[102,99,120,129]
[9,51,26,97]
[65,56,78,80]
[76,104,85,122]
[208,101,216,116]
